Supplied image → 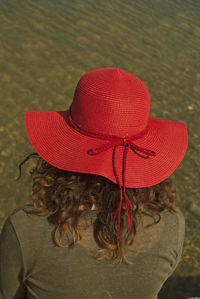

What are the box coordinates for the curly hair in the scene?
[14,152,178,265]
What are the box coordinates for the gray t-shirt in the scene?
[0,203,185,299]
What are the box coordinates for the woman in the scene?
[0,67,188,299]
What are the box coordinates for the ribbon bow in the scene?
[87,136,156,238]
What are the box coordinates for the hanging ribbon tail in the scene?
[111,189,132,239]
[111,185,124,239]
[124,191,133,235]
[121,144,132,235]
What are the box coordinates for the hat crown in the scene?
[70,68,151,137]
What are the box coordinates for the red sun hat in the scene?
[25,67,188,238]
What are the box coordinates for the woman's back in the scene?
[0,203,185,299]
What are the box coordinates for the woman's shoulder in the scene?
[9,202,34,216]
[9,202,49,217]
[163,206,185,229]
[8,202,50,232]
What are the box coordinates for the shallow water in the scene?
[0,0,200,298]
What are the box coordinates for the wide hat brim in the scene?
[25,109,188,188]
